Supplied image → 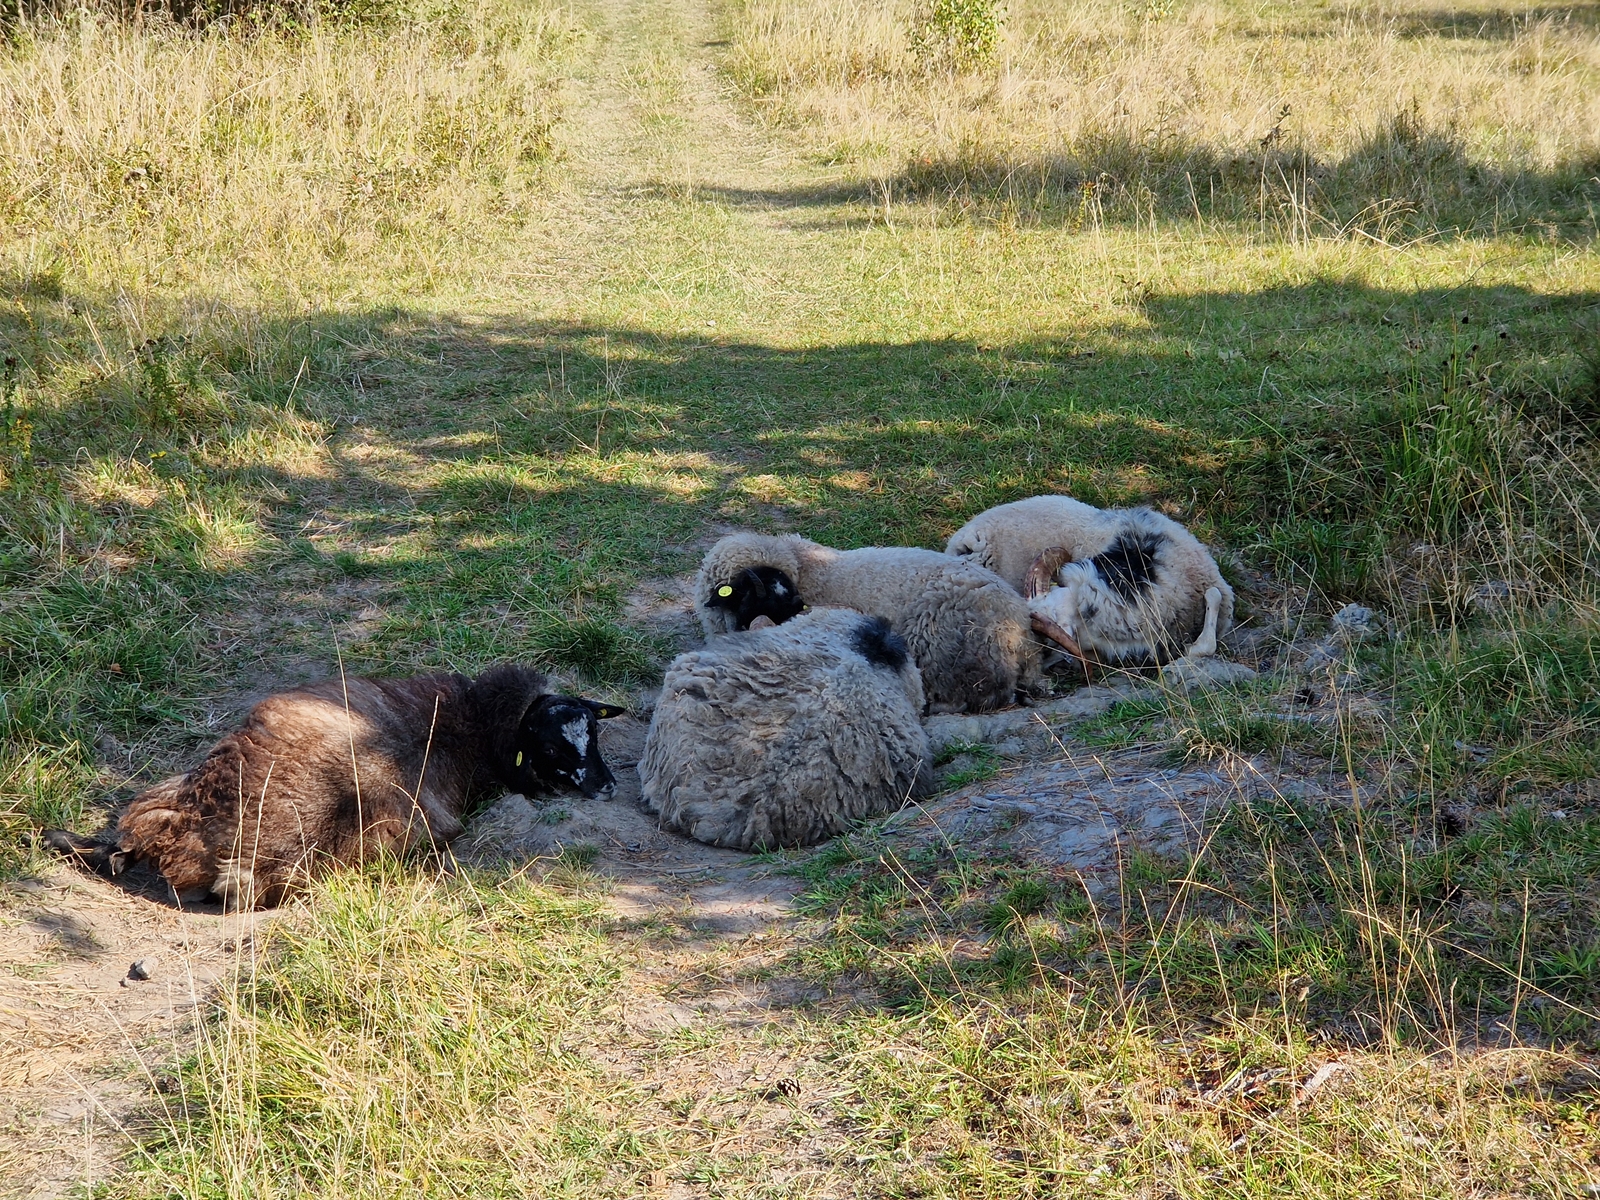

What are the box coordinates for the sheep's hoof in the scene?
[1022,546,1075,600]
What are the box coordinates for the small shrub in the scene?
[0,357,32,490]
[911,0,1001,72]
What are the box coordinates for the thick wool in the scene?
[947,495,1235,665]
[694,532,1039,713]
[640,610,932,850]
[45,667,620,908]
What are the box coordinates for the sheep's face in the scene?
[706,566,805,631]
[511,696,626,799]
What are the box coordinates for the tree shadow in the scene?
[704,118,1600,241]
[3,278,1595,747]
[5,271,1599,1036]
[1393,4,1600,39]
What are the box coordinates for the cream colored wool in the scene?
[695,532,1040,712]
[947,496,1235,665]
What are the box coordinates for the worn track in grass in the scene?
[0,3,852,1190]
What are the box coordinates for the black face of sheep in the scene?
[706,566,805,631]
[507,696,626,799]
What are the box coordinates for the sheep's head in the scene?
[507,694,626,799]
[706,565,805,631]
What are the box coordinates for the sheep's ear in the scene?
[583,701,628,720]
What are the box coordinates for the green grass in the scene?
[122,865,635,1197]
[2,0,1599,1193]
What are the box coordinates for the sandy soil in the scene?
[0,871,263,1199]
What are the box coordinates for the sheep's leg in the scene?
[1185,587,1223,658]
[1031,613,1095,682]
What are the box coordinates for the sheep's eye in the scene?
[515,751,523,767]
[718,585,733,597]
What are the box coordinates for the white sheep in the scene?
[946,496,1234,667]
[695,532,1040,713]
[639,610,931,850]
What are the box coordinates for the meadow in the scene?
[2,0,1599,1193]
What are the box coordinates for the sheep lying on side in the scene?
[43,666,624,908]
[695,532,1039,713]
[640,610,931,850]
[947,495,1234,666]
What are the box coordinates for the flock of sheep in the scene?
[41,494,1233,908]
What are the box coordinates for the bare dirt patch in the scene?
[0,875,262,1200]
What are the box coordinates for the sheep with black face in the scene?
[640,610,932,850]
[694,533,1039,713]
[41,665,623,908]
[946,495,1234,667]
[704,564,805,632]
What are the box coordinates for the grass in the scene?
[124,864,633,1197]
[726,0,1600,236]
[1,0,1598,1193]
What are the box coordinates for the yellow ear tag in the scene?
[717,585,734,597]
[515,751,523,766]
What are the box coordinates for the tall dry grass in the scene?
[727,0,1600,233]
[0,0,580,304]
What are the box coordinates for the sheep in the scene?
[946,495,1234,667]
[695,532,1040,713]
[640,609,932,850]
[41,665,625,908]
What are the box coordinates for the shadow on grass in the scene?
[1394,5,1600,39]
[1,274,1595,864]
[697,113,1600,241]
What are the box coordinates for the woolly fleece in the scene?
[947,496,1236,665]
[639,609,932,850]
[695,532,1039,712]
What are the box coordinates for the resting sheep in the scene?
[946,495,1233,666]
[640,610,931,850]
[695,532,1039,713]
[42,665,624,908]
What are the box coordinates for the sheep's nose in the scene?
[593,781,616,801]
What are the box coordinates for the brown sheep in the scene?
[41,665,624,908]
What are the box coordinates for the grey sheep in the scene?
[43,666,624,908]
[947,495,1234,666]
[639,610,932,850]
[695,532,1040,713]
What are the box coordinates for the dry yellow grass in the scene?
[0,1,580,306]
[727,0,1600,232]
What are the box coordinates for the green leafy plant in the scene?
[911,0,1001,71]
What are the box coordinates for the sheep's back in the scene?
[946,495,1115,591]
[816,549,1036,711]
[640,614,930,850]
[128,678,476,903]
